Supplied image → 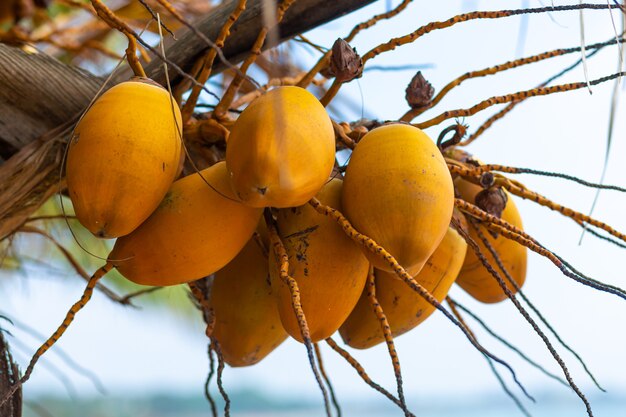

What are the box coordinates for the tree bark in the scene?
[0,45,101,162]
[0,330,21,417]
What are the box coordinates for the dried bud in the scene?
[0,331,21,417]
[405,71,434,109]
[479,172,495,188]
[475,187,508,219]
[328,38,363,83]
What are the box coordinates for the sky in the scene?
[2,0,626,415]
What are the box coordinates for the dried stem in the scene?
[18,226,132,307]
[181,0,247,121]
[362,4,614,64]
[446,297,532,417]
[264,209,332,417]
[460,37,610,145]
[453,166,626,244]
[314,343,342,417]
[448,163,626,193]
[213,0,298,119]
[90,0,146,77]
[2,313,107,394]
[457,220,592,417]
[459,223,605,392]
[414,71,626,129]
[502,180,626,244]
[118,286,162,305]
[308,198,532,400]
[0,263,113,408]
[325,337,414,416]
[189,280,216,338]
[365,267,410,416]
[332,120,357,149]
[455,199,626,301]
[448,296,568,388]
[297,0,413,88]
[211,339,231,417]
[401,35,626,122]
[204,344,218,417]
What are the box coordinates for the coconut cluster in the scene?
[67,83,527,366]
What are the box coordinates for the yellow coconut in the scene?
[67,79,182,238]
[342,123,454,274]
[340,214,467,349]
[455,179,527,303]
[109,162,262,286]
[270,179,369,342]
[211,233,287,367]
[226,86,335,208]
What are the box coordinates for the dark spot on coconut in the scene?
[392,296,400,307]
[285,225,319,240]
[257,186,268,195]
[96,225,107,238]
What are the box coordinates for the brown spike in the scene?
[328,38,363,83]
[405,71,434,109]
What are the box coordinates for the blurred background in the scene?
[2,0,626,416]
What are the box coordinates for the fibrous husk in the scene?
[0,122,69,242]
[475,187,508,219]
[0,327,22,417]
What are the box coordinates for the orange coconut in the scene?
[455,179,527,303]
[67,79,182,238]
[340,214,467,349]
[225,86,335,208]
[342,123,454,274]
[211,232,287,367]
[109,162,262,286]
[269,179,369,342]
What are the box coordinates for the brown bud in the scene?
[405,71,434,109]
[328,38,363,83]
[475,187,508,219]
[479,172,495,188]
